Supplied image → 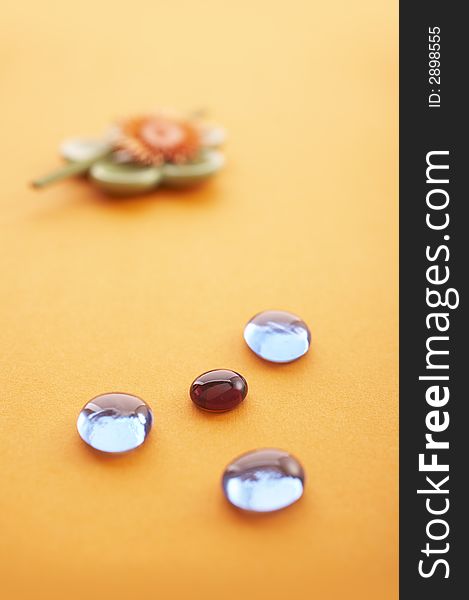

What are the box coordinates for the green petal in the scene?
[162,150,225,187]
[90,159,163,196]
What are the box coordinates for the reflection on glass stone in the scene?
[244,310,311,363]
[77,393,153,453]
[222,448,305,512]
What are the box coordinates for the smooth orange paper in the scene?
[0,1,398,598]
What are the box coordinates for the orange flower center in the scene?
[139,118,185,151]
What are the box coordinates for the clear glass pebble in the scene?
[77,393,153,453]
[222,448,305,512]
[243,310,311,363]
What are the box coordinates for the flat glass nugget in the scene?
[190,369,248,412]
[244,310,311,363]
[77,393,153,453]
[222,448,305,512]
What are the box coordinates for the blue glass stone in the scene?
[243,310,311,363]
[77,393,153,453]
[222,448,305,512]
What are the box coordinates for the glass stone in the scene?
[244,310,311,363]
[190,369,248,412]
[222,448,305,512]
[77,393,153,453]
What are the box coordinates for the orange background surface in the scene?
[0,1,398,599]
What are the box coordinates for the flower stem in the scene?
[31,158,98,189]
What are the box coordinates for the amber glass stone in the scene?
[190,369,248,412]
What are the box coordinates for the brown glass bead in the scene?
[190,369,248,412]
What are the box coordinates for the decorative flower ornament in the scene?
[32,110,225,196]
[115,113,201,165]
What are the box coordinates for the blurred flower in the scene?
[32,109,225,194]
[114,112,201,166]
